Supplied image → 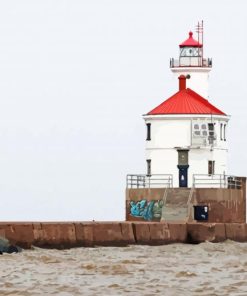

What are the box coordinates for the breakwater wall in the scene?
[1,222,247,249]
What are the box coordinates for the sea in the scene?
[0,241,247,295]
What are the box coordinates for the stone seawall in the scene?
[1,222,247,249]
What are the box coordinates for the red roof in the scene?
[147,88,226,115]
[179,31,202,48]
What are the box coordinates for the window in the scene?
[224,124,226,141]
[208,160,215,175]
[208,123,215,144]
[201,124,208,136]
[178,150,188,166]
[146,159,151,176]
[208,123,214,135]
[193,124,200,136]
[220,123,223,141]
[146,123,151,141]
[193,123,209,137]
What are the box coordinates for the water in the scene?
[0,241,247,295]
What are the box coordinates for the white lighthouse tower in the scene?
[170,22,212,99]
[143,24,229,188]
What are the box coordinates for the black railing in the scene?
[170,58,212,68]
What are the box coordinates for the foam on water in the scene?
[0,241,247,295]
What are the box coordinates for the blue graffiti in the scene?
[130,200,156,221]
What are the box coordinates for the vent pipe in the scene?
[178,74,190,91]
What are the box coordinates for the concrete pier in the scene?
[1,222,247,249]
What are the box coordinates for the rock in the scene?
[0,236,10,253]
[7,245,19,254]
[0,236,21,253]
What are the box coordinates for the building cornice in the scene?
[145,147,228,151]
[171,67,212,73]
[143,114,230,121]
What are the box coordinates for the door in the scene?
[178,165,189,187]
[177,149,189,188]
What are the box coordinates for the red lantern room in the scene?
[179,31,203,67]
[170,22,212,68]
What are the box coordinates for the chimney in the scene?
[178,75,186,91]
[178,74,190,91]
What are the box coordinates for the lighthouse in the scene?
[143,25,229,188]
[126,23,246,223]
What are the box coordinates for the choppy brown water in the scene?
[1,241,247,295]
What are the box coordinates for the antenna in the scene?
[196,20,204,66]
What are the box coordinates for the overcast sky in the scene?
[0,0,246,221]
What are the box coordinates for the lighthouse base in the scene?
[126,177,246,223]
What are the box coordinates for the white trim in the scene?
[171,67,212,73]
[146,147,228,151]
[143,114,230,121]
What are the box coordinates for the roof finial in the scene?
[189,31,193,37]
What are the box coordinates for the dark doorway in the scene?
[178,165,189,187]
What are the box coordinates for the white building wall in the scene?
[146,148,228,188]
[213,149,228,174]
[146,148,178,181]
[144,115,229,188]
[188,148,228,186]
[146,119,191,148]
[171,67,211,99]
[214,120,229,150]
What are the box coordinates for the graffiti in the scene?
[130,199,163,221]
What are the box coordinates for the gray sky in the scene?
[0,0,246,221]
